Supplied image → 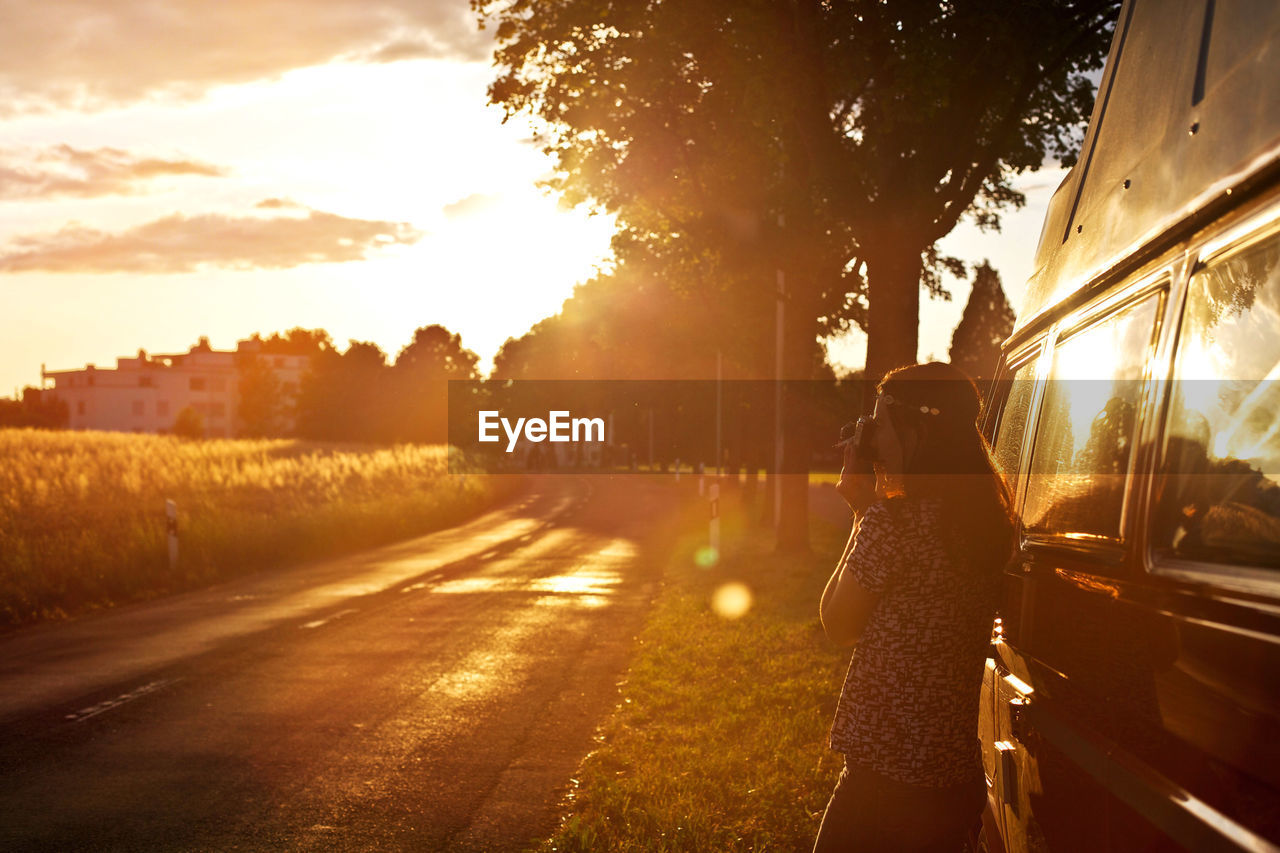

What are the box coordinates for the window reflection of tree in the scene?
[995,367,1038,481]
[1032,393,1137,537]
[1027,294,1158,539]
[1025,386,1076,532]
[1156,237,1280,569]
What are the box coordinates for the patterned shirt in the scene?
[828,497,1000,786]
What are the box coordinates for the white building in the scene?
[41,337,310,438]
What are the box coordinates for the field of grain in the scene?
[0,428,512,628]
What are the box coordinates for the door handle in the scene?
[1009,696,1036,747]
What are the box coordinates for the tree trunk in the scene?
[864,246,924,384]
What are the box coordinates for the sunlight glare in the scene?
[711,582,753,620]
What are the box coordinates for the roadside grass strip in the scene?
[538,489,852,852]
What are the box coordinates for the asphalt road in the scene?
[0,476,676,852]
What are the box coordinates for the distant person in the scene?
[814,362,1016,852]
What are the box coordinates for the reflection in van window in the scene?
[994,357,1039,488]
[1024,294,1161,539]
[1155,235,1280,568]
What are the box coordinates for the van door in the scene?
[992,283,1167,852]
[1132,218,1280,850]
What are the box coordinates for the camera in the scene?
[837,418,877,470]
[851,416,877,463]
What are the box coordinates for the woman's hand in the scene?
[835,441,875,514]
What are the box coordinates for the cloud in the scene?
[0,205,423,273]
[254,197,304,209]
[0,0,490,114]
[442,192,501,219]
[0,144,228,200]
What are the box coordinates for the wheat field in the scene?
[0,428,509,628]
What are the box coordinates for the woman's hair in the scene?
[877,361,1017,571]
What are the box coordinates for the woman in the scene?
[814,362,1016,852]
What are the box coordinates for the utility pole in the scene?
[715,349,723,479]
[774,215,785,528]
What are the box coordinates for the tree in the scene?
[256,327,336,358]
[236,327,334,438]
[295,340,392,442]
[390,325,481,443]
[477,0,1114,375]
[476,0,1118,548]
[235,356,285,438]
[0,387,68,429]
[172,406,205,439]
[949,260,1017,387]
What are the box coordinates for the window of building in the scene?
[210,402,227,418]
[1153,232,1280,569]
[158,401,170,417]
[282,381,298,395]
[77,401,85,415]
[132,400,145,416]
[274,357,286,368]
[139,376,154,388]
[1023,290,1163,540]
[190,377,206,391]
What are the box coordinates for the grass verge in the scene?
[0,429,520,628]
[537,485,853,852]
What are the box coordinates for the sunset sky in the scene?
[0,0,1064,396]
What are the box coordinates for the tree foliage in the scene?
[172,406,205,439]
[294,326,480,444]
[949,260,1016,385]
[235,356,285,438]
[0,388,68,430]
[475,0,1118,381]
[391,325,482,443]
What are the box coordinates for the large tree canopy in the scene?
[476,0,1118,548]
[476,0,1116,376]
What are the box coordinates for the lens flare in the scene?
[711,582,752,620]
[694,546,719,567]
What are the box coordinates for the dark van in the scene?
[977,1,1280,850]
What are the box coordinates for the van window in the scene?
[993,356,1040,487]
[1153,233,1280,569]
[1024,292,1162,540]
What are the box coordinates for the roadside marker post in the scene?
[697,462,705,496]
[709,483,720,554]
[674,458,681,483]
[165,499,179,570]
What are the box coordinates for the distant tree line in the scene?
[0,388,67,429]
[3,262,1014,463]
[233,325,481,444]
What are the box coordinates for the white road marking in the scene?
[65,678,179,723]
[300,608,360,630]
